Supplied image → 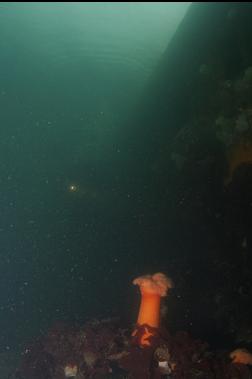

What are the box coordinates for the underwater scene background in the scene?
[1,2,252,378]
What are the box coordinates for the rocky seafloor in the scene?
[12,317,252,379]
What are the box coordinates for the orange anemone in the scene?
[132,272,173,347]
[230,348,252,365]
[225,141,252,185]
